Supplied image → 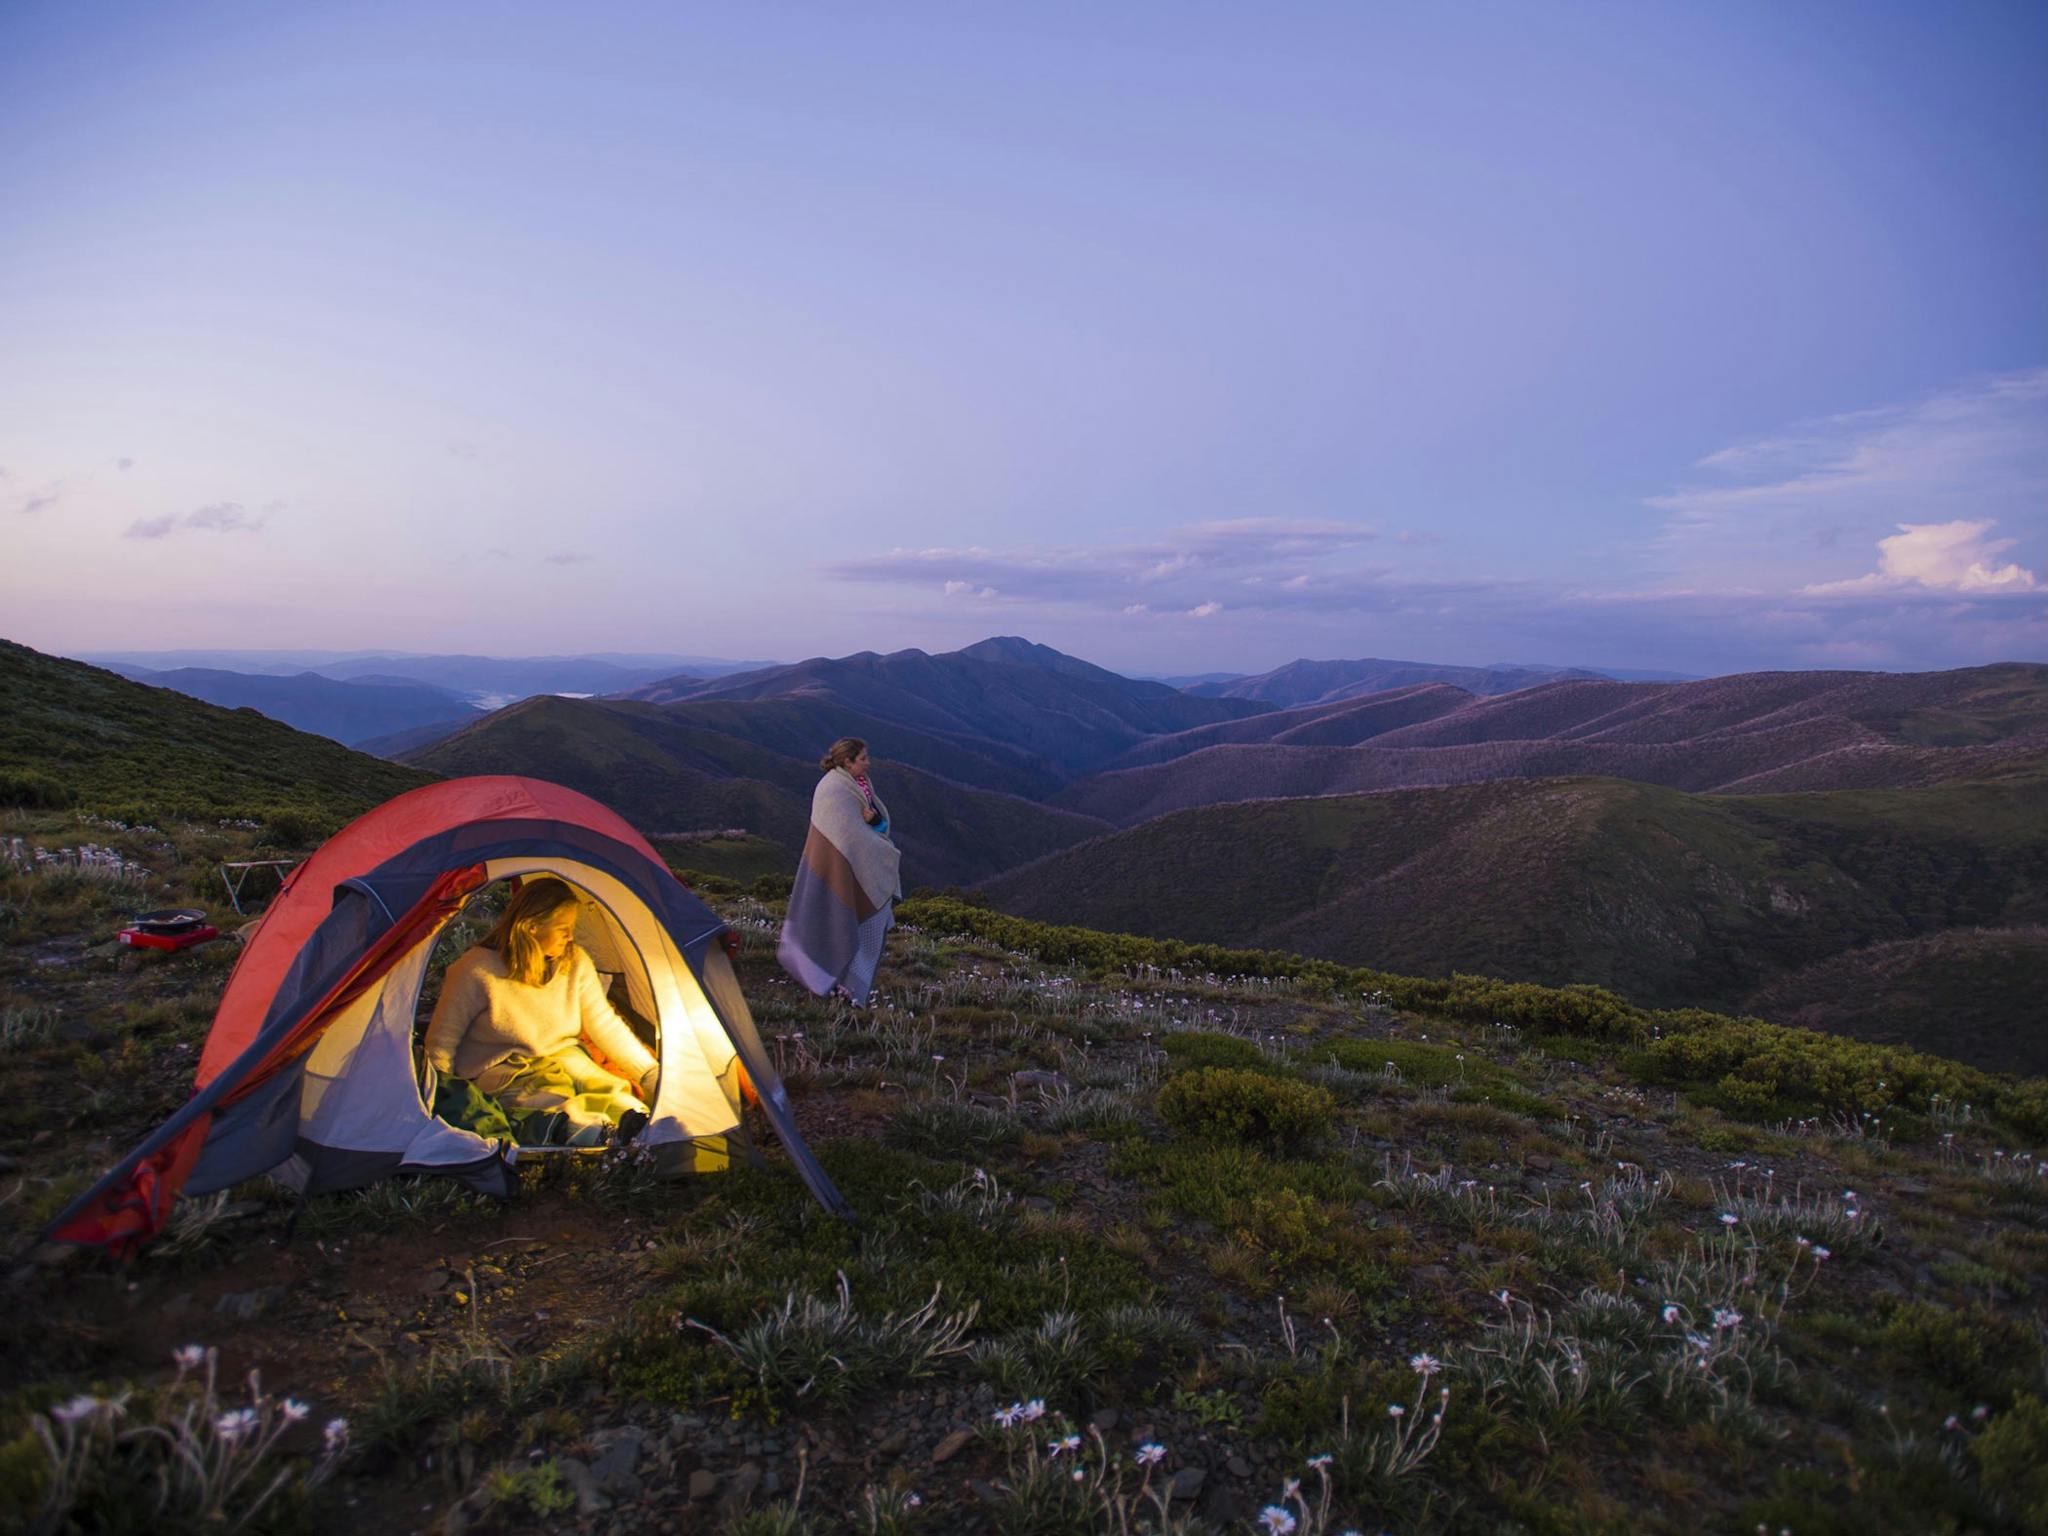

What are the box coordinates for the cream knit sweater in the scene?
[424,945,657,1087]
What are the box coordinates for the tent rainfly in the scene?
[48,776,848,1256]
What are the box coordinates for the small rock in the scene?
[688,1469,718,1501]
[1013,1069,1070,1093]
[214,1286,288,1321]
[555,1456,611,1515]
[930,1429,973,1465]
[1168,1467,1206,1501]
[1226,1454,1252,1478]
[1091,1408,1119,1432]
[1525,1154,1553,1172]
[1895,1179,1930,1196]
[0,1154,18,1174]
[1414,1264,1453,1285]
[590,1427,646,1497]
[876,1428,910,1456]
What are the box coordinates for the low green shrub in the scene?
[1159,1031,1271,1073]
[1998,1078,2048,1141]
[1645,1014,1993,1122]
[0,768,74,809]
[1878,1299,2042,1403]
[258,810,320,850]
[1157,1067,1334,1151]
[1325,1039,1464,1084]
[1974,1393,2048,1529]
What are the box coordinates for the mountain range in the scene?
[81,648,778,704]
[99,664,483,749]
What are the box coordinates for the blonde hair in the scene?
[819,737,867,773]
[482,876,581,986]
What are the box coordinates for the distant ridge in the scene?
[1185,656,1607,705]
[625,636,1265,776]
[1060,664,2048,822]
[105,665,479,749]
[77,649,774,700]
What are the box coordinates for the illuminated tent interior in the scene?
[48,777,848,1256]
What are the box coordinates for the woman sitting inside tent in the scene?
[425,877,655,1147]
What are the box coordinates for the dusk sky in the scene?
[4,1,2043,678]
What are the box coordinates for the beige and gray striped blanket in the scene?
[777,768,901,1002]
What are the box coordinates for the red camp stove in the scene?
[119,909,220,952]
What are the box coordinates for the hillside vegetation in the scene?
[1744,926,2048,1077]
[0,639,434,828]
[986,772,2048,1073]
[4,805,2046,1535]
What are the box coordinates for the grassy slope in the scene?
[0,639,434,824]
[412,695,1110,887]
[983,772,2048,1068]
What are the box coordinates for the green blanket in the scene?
[433,1060,633,1148]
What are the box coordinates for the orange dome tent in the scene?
[48,777,844,1256]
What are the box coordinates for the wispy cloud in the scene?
[17,483,64,516]
[124,500,273,539]
[115,456,135,472]
[545,551,590,566]
[1648,368,2048,558]
[825,517,1392,620]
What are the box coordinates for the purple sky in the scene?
[3,1,2043,676]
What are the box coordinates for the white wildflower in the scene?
[51,1395,102,1425]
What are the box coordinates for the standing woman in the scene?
[778,737,901,1006]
